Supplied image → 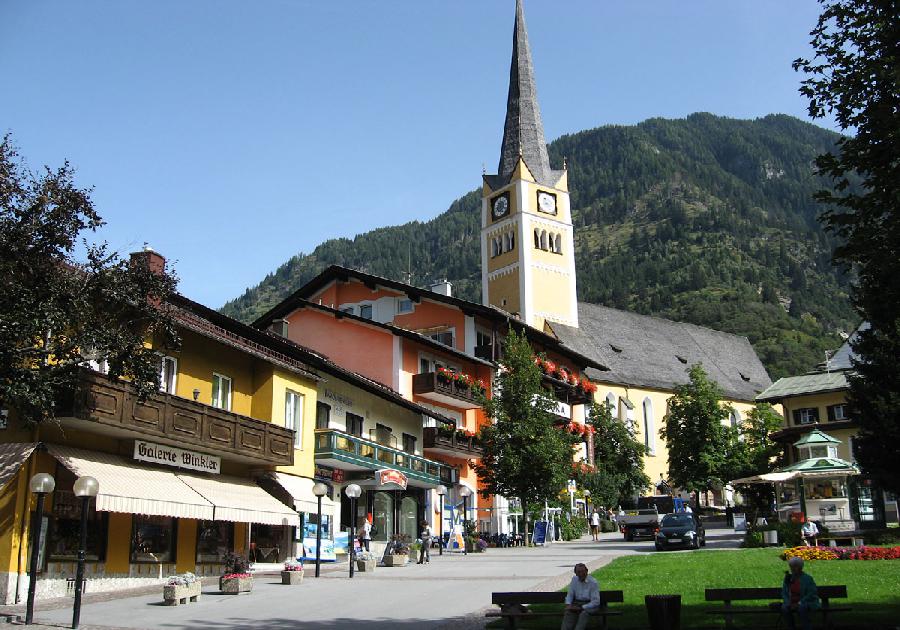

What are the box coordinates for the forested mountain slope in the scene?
[221,113,856,379]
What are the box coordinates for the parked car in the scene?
[654,513,706,550]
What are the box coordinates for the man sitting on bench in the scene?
[562,563,603,630]
[781,556,820,630]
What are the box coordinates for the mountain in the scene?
[221,113,857,380]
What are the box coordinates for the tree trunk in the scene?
[522,497,530,546]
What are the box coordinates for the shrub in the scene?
[864,529,900,545]
[561,515,589,541]
[742,531,766,548]
[600,519,618,533]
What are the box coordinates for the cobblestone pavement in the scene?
[1,527,741,630]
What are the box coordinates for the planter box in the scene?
[383,554,409,567]
[281,570,304,585]
[355,559,376,572]
[220,576,253,594]
[163,580,201,606]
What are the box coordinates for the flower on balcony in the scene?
[567,372,580,386]
[579,377,598,395]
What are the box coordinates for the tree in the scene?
[728,403,785,520]
[794,0,900,494]
[473,330,579,543]
[580,401,649,508]
[661,364,733,510]
[0,135,180,426]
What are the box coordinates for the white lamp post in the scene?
[459,486,473,556]
[26,473,56,625]
[435,485,447,556]
[312,482,328,578]
[344,484,362,578]
[71,476,99,629]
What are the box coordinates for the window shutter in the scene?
[792,409,802,425]
[827,405,835,421]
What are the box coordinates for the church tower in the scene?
[481,0,578,330]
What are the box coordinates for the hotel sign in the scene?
[133,440,221,474]
[376,469,408,490]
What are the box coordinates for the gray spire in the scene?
[498,0,552,184]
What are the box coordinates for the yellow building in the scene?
[756,326,898,527]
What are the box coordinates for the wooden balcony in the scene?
[59,369,294,466]
[423,427,484,459]
[412,372,482,410]
[541,373,593,406]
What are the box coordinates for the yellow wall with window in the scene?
[776,391,855,462]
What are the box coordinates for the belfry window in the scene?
[555,234,562,254]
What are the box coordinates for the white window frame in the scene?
[832,404,848,421]
[285,390,304,449]
[798,408,818,425]
[159,356,178,395]
[211,373,232,411]
[397,298,414,314]
[642,397,656,455]
[358,303,373,320]
[418,352,460,375]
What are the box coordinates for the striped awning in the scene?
[270,473,335,517]
[47,444,215,520]
[177,473,300,527]
[0,442,38,490]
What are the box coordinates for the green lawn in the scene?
[489,548,900,628]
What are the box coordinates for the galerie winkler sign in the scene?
[133,440,221,474]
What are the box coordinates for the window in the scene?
[131,515,177,563]
[548,232,557,253]
[285,390,304,448]
[792,408,819,425]
[730,409,741,428]
[504,232,515,252]
[827,404,848,421]
[211,373,232,411]
[159,356,177,395]
[346,412,363,437]
[430,330,454,347]
[540,230,548,250]
[340,306,354,315]
[534,229,540,249]
[402,433,417,454]
[554,234,562,254]
[642,398,655,455]
[48,468,107,562]
[359,304,373,320]
[373,492,393,542]
[397,298,413,314]
[195,520,233,564]
[605,392,617,415]
[316,402,331,429]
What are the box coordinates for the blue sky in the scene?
[1,1,829,308]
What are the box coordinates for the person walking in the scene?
[361,516,372,552]
[590,510,601,541]
[561,563,603,630]
[418,520,432,564]
[781,556,820,630]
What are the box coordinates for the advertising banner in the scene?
[532,520,548,545]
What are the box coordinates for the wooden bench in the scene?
[819,535,864,547]
[486,590,623,629]
[706,585,850,629]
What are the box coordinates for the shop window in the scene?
[131,515,177,563]
[316,402,331,429]
[804,479,847,499]
[402,433,417,455]
[195,520,233,564]
[285,390,304,448]
[792,407,819,425]
[211,373,232,411]
[346,412,363,437]
[48,469,107,562]
[159,356,177,395]
[827,404,848,421]
[373,492,393,542]
[399,496,418,539]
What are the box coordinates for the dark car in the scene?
[654,513,706,550]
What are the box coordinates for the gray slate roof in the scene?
[826,322,868,370]
[496,0,557,187]
[756,371,850,402]
[551,303,772,401]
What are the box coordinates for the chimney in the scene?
[129,244,166,275]
[430,280,452,297]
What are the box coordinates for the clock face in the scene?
[537,191,557,215]
[492,195,510,220]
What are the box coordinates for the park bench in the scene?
[486,590,623,629]
[706,585,850,629]
[818,535,864,547]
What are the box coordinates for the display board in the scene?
[532,520,548,545]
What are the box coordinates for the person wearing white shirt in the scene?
[590,510,601,541]
[561,563,603,630]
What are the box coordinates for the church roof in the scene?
[496,0,559,187]
[550,303,772,402]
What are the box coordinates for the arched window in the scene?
[534,229,540,249]
[605,392,616,415]
[540,230,548,250]
[373,491,393,542]
[555,234,562,254]
[730,409,741,428]
[548,233,556,253]
[508,233,515,251]
[399,496,418,539]
[643,397,655,455]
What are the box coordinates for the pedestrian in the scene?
[684,504,693,514]
[590,509,601,541]
[725,502,734,527]
[800,520,819,547]
[781,556,820,630]
[418,520,431,564]
[361,516,372,552]
[561,563,603,630]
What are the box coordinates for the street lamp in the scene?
[26,473,55,625]
[459,486,472,556]
[344,484,362,578]
[435,485,447,556]
[583,490,591,518]
[71,476,99,629]
[312,482,328,578]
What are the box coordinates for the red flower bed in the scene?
[834,546,900,560]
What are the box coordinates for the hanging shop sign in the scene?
[314,465,344,483]
[376,469,408,490]
[133,440,221,474]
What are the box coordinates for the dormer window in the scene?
[610,344,623,353]
[675,355,687,364]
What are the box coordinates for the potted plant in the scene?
[281,560,304,585]
[383,534,411,566]
[220,552,252,594]
[163,572,201,605]
[355,550,376,572]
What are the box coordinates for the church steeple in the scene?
[498,0,553,186]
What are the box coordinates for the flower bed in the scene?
[781,546,900,561]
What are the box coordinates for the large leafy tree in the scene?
[0,136,180,426]
[794,0,900,494]
[580,401,649,508]
[473,330,579,543]
[662,364,733,510]
[728,403,786,519]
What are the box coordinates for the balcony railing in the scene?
[59,369,295,466]
[423,427,484,458]
[412,372,482,410]
[315,429,457,486]
[541,373,593,405]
